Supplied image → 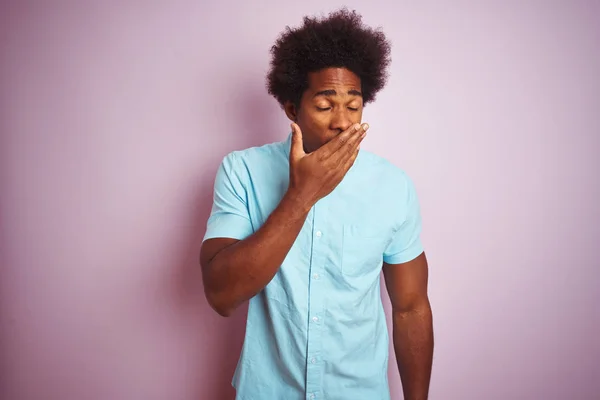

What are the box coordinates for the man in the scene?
[200,8,433,400]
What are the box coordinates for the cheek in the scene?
[352,109,364,122]
[298,115,330,149]
[309,114,330,130]
[299,110,327,131]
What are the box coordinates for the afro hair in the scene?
[266,8,392,108]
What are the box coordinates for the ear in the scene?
[284,101,298,122]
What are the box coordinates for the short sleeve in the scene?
[202,152,254,242]
[383,173,424,264]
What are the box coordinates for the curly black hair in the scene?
[266,8,392,108]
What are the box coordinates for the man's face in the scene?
[285,67,363,153]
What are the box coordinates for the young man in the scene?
[200,8,433,400]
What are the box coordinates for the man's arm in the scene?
[200,122,367,317]
[200,193,310,317]
[383,252,433,400]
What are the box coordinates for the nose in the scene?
[330,108,353,133]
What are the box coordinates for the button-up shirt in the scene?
[203,133,424,400]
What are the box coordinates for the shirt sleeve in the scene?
[383,173,424,264]
[202,152,254,242]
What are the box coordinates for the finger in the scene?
[339,143,360,175]
[318,123,362,158]
[352,123,368,147]
[330,123,368,164]
[289,123,305,162]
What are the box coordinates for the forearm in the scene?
[393,301,434,400]
[203,190,311,315]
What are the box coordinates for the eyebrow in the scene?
[313,89,363,98]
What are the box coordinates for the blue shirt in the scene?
[203,133,424,400]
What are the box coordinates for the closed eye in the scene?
[316,106,360,111]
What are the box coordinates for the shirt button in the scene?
[312,273,319,280]
[312,316,319,322]
[315,231,322,237]
[311,358,317,364]
[310,394,315,399]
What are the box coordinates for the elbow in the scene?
[201,260,236,317]
[205,289,236,318]
[392,297,431,317]
[213,303,235,318]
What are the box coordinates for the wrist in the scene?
[281,189,314,218]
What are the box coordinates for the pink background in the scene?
[1,2,598,399]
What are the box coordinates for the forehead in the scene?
[306,68,361,91]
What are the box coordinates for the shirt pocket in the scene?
[341,224,390,277]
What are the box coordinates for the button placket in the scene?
[306,205,324,398]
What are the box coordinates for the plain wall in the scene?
[1,1,598,399]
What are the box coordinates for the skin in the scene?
[284,66,365,153]
[200,67,433,399]
[383,253,434,400]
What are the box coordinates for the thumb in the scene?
[290,123,305,161]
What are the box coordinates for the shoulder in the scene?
[221,138,287,171]
[358,150,416,193]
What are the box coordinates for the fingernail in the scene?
[354,123,361,131]
[362,123,369,131]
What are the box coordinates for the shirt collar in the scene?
[282,131,292,159]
